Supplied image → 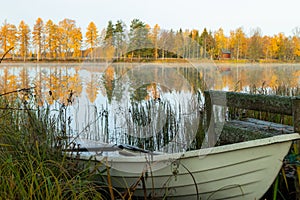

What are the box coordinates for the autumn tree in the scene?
[85,21,99,59]
[58,18,81,59]
[0,21,9,53]
[277,33,287,60]
[45,20,59,58]
[248,28,263,60]
[0,22,18,59]
[150,24,160,59]
[214,28,227,59]
[267,33,291,60]
[32,18,45,61]
[292,27,300,60]
[18,20,31,61]
[266,35,279,59]
[229,27,247,60]
[0,21,17,57]
[292,35,300,59]
[71,27,82,58]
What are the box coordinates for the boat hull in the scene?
[79,134,300,199]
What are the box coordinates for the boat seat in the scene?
[204,90,300,147]
[219,118,294,145]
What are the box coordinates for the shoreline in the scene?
[1,57,300,64]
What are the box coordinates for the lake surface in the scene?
[1,62,299,152]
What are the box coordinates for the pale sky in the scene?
[1,0,300,36]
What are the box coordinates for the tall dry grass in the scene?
[0,89,109,199]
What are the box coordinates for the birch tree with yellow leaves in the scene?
[59,18,76,59]
[45,20,59,58]
[214,28,227,58]
[292,36,300,58]
[229,27,247,60]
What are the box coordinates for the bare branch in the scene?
[0,47,14,63]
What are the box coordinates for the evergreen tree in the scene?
[104,20,114,46]
[114,20,126,59]
[128,19,152,58]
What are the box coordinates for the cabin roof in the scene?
[221,49,231,54]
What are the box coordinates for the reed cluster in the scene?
[0,89,109,199]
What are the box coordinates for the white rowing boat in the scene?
[73,133,300,199]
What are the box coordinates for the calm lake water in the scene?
[1,62,300,152]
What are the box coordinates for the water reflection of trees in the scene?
[1,64,299,151]
[1,64,299,105]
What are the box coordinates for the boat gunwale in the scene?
[77,133,300,162]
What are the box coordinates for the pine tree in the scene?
[104,20,114,46]
[114,20,126,59]
[128,19,152,58]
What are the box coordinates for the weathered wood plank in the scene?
[293,97,300,133]
[204,90,293,115]
[218,118,294,144]
[204,91,216,147]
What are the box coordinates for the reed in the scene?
[0,89,109,199]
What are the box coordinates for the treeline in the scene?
[0,18,300,61]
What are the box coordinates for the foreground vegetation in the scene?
[0,89,110,199]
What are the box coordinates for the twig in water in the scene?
[0,87,35,97]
